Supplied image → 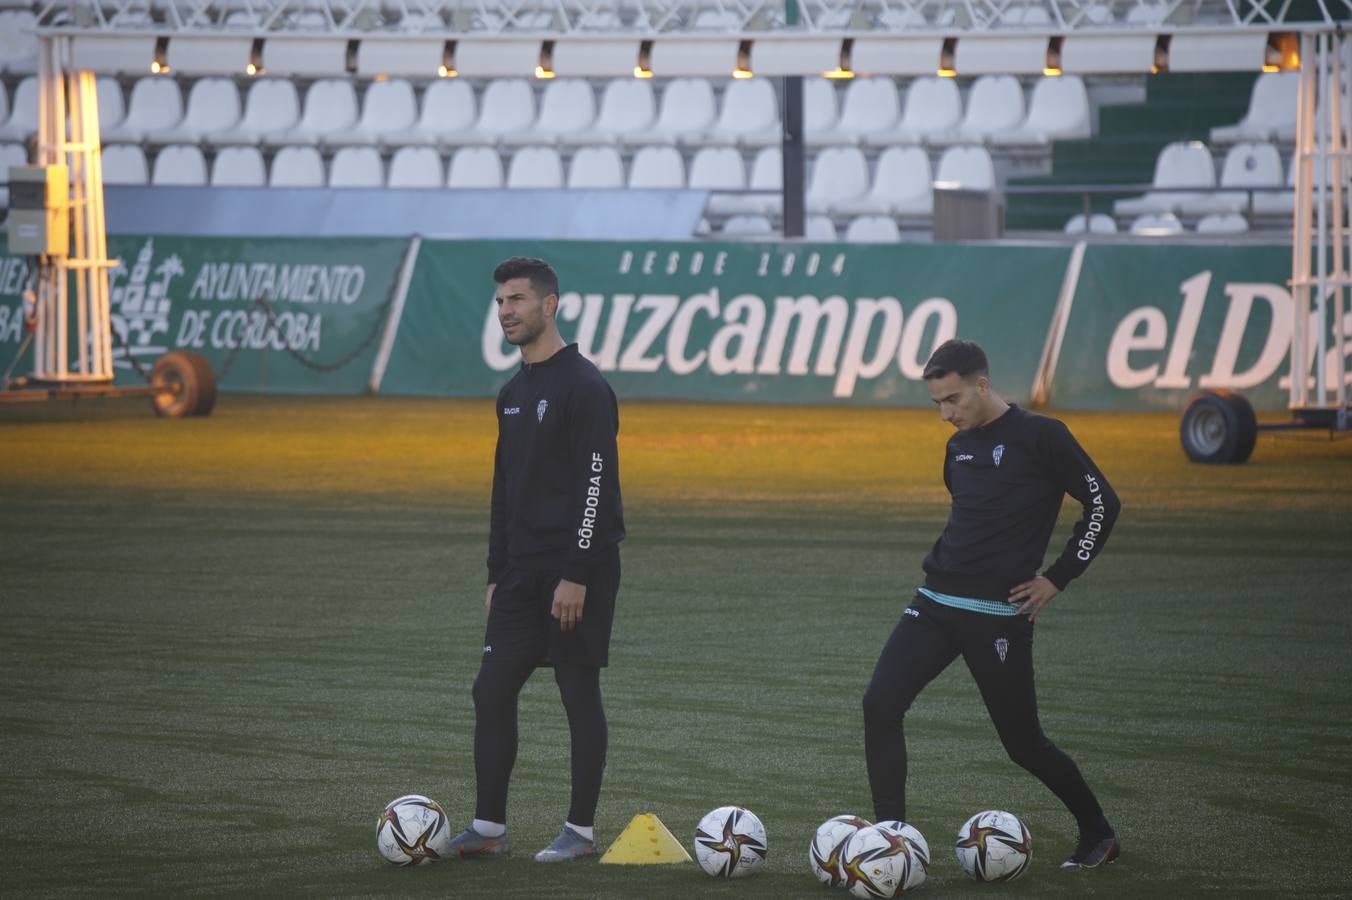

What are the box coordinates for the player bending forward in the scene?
[862,339,1123,870]
[447,257,626,863]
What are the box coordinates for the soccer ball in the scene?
[809,814,871,886]
[955,810,1032,882]
[693,805,768,878]
[840,820,928,897]
[376,794,452,866]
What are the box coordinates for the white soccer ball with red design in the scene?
[809,814,871,886]
[840,820,928,897]
[376,794,452,866]
[693,805,768,878]
[954,809,1032,881]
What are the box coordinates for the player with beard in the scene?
[446,257,625,863]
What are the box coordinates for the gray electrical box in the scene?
[7,165,69,256]
[933,185,1004,241]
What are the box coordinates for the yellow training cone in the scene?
[599,813,693,864]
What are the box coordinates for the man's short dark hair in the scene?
[923,339,989,381]
[493,257,559,301]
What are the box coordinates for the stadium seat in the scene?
[806,146,870,215]
[1064,213,1119,234]
[1114,141,1216,216]
[991,76,1091,146]
[1129,212,1185,235]
[864,76,961,147]
[689,146,747,191]
[1125,2,1169,24]
[698,78,780,147]
[559,78,655,146]
[628,78,717,146]
[723,145,785,216]
[503,79,595,146]
[844,215,902,242]
[329,146,384,187]
[209,146,266,187]
[805,214,838,240]
[0,10,37,74]
[97,76,126,133]
[268,79,358,146]
[1210,72,1299,144]
[1253,155,1297,217]
[803,79,841,147]
[934,146,995,189]
[1180,142,1283,215]
[506,146,564,188]
[834,146,933,217]
[823,77,902,146]
[387,146,444,188]
[150,144,207,185]
[329,79,418,147]
[1196,212,1250,234]
[102,77,184,143]
[383,79,476,149]
[931,75,1024,145]
[0,75,35,142]
[102,144,149,185]
[721,214,774,236]
[627,146,685,188]
[876,7,928,28]
[461,78,537,145]
[447,145,505,188]
[214,78,301,146]
[566,145,624,188]
[693,8,741,29]
[268,146,325,187]
[148,78,241,144]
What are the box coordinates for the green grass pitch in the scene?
[1,396,1349,898]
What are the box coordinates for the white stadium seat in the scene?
[864,76,961,147]
[1130,212,1185,235]
[1211,72,1299,145]
[329,146,384,187]
[97,76,126,133]
[384,80,476,149]
[447,145,505,188]
[506,146,564,188]
[935,146,996,190]
[387,146,445,188]
[1196,212,1250,234]
[0,10,38,74]
[835,146,934,217]
[214,79,300,146]
[805,215,838,240]
[697,78,779,148]
[330,79,418,146]
[566,145,625,188]
[626,146,685,188]
[932,75,1025,145]
[844,215,902,242]
[269,79,358,146]
[102,77,184,143]
[992,75,1092,147]
[1064,213,1118,234]
[268,146,325,187]
[628,78,717,146]
[461,78,537,145]
[149,78,241,144]
[150,144,207,185]
[688,146,746,191]
[806,146,869,214]
[803,79,840,147]
[102,144,149,185]
[502,79,595,146]
[720,214,774,236]
[823,77,901,146]
[1180,142,1283,215]
[0,75,35,142]
[1253,155,1297,217]
[209,146,266,187]
[560,79,655,146]
[1114,141,1216,216]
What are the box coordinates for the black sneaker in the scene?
[1060,833,1120,869]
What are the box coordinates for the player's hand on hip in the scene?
[552,579,586,632]
[485,583,496,617]
[1009,575,1058,621]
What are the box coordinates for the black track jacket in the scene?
[922,404,1120,602]
[487,344,625,587]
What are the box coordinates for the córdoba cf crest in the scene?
[994,638,1009,663]
[537,399,548,422]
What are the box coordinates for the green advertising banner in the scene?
[381,240,1072,405]
[0,235,409,394]
[1053,244,1337,411]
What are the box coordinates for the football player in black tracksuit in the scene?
[447,257,625,864]
[862,339,1123,870]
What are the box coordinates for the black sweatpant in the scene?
[862,594,1107,833]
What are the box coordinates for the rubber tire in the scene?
[1180,389,1257,464]
[150,350,217,418]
